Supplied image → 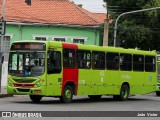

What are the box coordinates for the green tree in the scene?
[104,0,160,50]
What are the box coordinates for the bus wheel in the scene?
[88,95,102,100]
[29,95,42,103]
[119,84,129,101]
[60,85,73,103]
[156,91,160,96]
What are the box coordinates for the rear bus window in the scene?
[145,56,156,72]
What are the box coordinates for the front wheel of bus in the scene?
[60,85,73,103]
[29,95,42,103]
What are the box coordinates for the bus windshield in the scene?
[8,52,45,76]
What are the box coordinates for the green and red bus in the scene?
[7,41,158,103]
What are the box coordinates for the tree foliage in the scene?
[103,0,160,50]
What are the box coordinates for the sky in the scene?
[71,0,107,13]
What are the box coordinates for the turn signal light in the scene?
[34,90,42,93]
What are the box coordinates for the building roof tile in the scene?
[0,0,107,26]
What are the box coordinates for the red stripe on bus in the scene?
[62,43,78,95]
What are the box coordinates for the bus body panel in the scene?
[46,73,62,96]
[62,43,78,95]
[76,69,91,95]
[45,43,63,96]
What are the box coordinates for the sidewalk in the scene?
[0,86,13,98]
[0,94,13,98]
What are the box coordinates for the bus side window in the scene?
[120,54,132,71]
[133,55,144,72]
[77,50,91,69]
[92,51,105,69]
[106,52,119,70]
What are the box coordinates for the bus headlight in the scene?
[35,80,44,87]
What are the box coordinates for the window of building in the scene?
[120,54,132,71]
[106,52,119,70]
[92,51,105,69]
[35,37,46,41]
[73,39,85,44]
[77,50,91,69]
[54,38,65,42]
[133,55,144,71]
[63,49,75,68]
[145,56,156,72]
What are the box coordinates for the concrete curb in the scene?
[0,94,13,98]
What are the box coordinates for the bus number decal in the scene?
[121,74,131,79]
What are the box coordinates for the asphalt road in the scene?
[0,93,160,120]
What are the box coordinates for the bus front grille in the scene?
[14,83,35,88]
[16,88,30,92]
[13,79,36,83]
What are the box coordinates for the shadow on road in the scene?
[11,96,151,104]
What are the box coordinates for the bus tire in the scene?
[156,91,160,96]
[60,85,73,103]
[119,84,129,101]
[29,95,42,103]
[88,95,102,100]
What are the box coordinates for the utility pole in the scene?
[113,7,160,47]
[103,3,109,46]
[103,19,109,46]
[1,0,6,53]
[0,0,6,93]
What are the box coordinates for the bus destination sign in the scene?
[11,43,46,50]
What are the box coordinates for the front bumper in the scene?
[7,85,46,95]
